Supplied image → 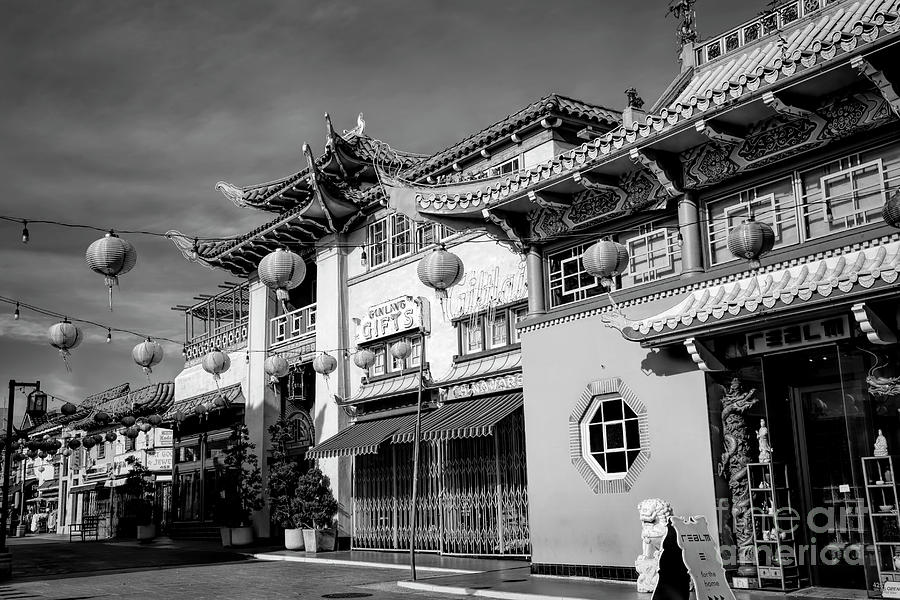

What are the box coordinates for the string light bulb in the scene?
[13,303,19,320]
[190,238,199,261]
[21,221,29,244]
[106,329,112,343]
[360,249,368,268]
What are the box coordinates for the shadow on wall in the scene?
[640,346,696,377]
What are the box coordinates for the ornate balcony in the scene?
[184,320,249,362]
[270,303,317,358]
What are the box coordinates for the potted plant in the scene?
[296,467,339,552]
[123,456,156,541]
[267,417,305,550]
[216,424,263,547]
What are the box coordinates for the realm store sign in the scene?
[745,316,850,356]
[355,296,429,344]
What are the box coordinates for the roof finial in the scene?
[667,0,699,46]
[625,88,645,110]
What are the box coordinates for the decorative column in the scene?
[246,279,278,538]
[525,246,545,315]
[678,191,704,278]
[314,237,352,542]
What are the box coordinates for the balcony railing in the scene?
[270,303,316,349]
[185,320,249,362]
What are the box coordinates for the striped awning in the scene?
[306,413,417,459]
[69,482,104,494]
[392,393,523,444]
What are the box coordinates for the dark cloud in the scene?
[0,0,759,402]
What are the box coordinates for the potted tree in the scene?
[296,467,339,552]
[123,456,156,541]
[216,424,263,547]
[267,417,304,550]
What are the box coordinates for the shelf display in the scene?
[747,462,803,591]
[863,455,900,593]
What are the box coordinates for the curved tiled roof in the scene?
[82,383,130,407]
[71,382,174,430]
[163,383,243,420]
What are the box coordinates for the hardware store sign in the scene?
[446,373,522,400]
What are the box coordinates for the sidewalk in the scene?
[249,548,524,574]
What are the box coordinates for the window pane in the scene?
[602,399,623,422]
[620,220,681,287]
[372,346,386,375]
[589,424,605,453]
[511,307,527,343]
[548,244,605,308]
[625,419,640,449]
[605,422,625,450]
[488,312,508,348]
[800,156,885,239]
[368,220,388,267]
[463,318,483,354]
[391,214,411,260]
[606,451,627,474]
[591,452,606,471]
[623,403,637,420]
[626,450,641,468]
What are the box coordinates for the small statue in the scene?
[875,430,889,457]
[887,469,894,483]
[635,498,674,593]
[757,419,773,463]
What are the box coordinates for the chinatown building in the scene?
[169,99,620,553]
[387,0,900,593]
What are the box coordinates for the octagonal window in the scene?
[582,396,643,479]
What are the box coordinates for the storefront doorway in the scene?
[762,344,875,590]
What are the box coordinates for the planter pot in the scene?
[136,524,156,540]
[230,526,254,547]
[302,528,336,553]
[284,528,305,551]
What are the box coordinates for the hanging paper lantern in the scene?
[37,450,47,459]
[417,244,464,301]
[105,431,117,442]
[727,217,776,268]
[95,412,112,425]
[258,248,306,308]
[213,395,227,409]
[26,441,38,451]
[62,449,72,457]
[174,410,185,423]
[139,422,152,433]
[48,320,83,371]
[85,231,137,311]
[60,402,77,417]
[147,414,162,427]
[353,349,376,371]
[26,449,38,459]
[312,353,337,376]
[202,349,231,381]
[92,435,104,445]
[12,452,25,462]
[120,415,136,428]
[132,339,164,380]
[390,341,412,361]
[67,438,81,450]
[124,427,139,439]
[884,190,900,228]
[264,355,290,385]
[193,403,208,416]
[582,239,630,288]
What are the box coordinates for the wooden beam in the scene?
[527,190,570,210]
[481,208,527,251]
[694,119,745,144]
[628,148,679,196]
[684,337,726,372]
[762,91,813,118]
[573,170,619,191]
[851,302,898,345]
[851,56,900,117]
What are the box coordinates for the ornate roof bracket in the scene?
[215,181,249,208]
[303,143,338,233]
[694,119,745,145]
[527,190,570,211]
[762,92,815,118]
[628,148,680,197]
[323,113,370,180]
[573,170,620,191]
[481,208,527,252]
[684,337,726,372]
[851,302,898,345]
[851,56,900,117]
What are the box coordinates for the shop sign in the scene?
[653,516,735,600]
[884,581,900,598]
[355,296,429,344]
[745,316,849,356]
[444,372,523,401]
[154,428,173,448]
[447,261,527,319]
[146,448,173,472]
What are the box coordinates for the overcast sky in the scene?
[0,0,760,409]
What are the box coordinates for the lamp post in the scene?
[0,380,42,579]
[407,302,427,582]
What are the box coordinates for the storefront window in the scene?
[178,444,200,464]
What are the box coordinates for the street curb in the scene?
[246,552,477,574]
[396,579,591,600]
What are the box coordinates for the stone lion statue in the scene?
[635,498,674,593]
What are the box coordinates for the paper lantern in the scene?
[213,396,227,409]
[353,349,376,370]
[258,248,306,307]
[417,244,464,300]
[62,449,72,457]
[727,217,775,268]
[105,431,117,442]
[120,415,136,428]
[390,341,412,361]
[124,427,139,439]
[85,231,137,310]
[48,320,83,371]
[148,414,162,427]
[82,437,96,449]
[67,438,81,450]
[174,410,185,423]
[582,240,629,288]
[37,450,47,459]
[132,339,164,380]
[95,411,111,425]
[60,402,77,417]
[92,434,104,444]
[193,403,208,416]
[139,422,152,433]
[312,353,337,376]
[264,355,290,384]
[884,189,900,228]
[202,349,231,381]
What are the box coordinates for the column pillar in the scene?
[314,237,352,543]
[525,246,546,315]
[678,191,704,279]
[246,279,278,538]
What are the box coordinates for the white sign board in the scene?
[154,428,173,448]
[445,373,523,401]
[884,581,900,598]
[653,516,735,600]
[355,296,429,344]
[147,448,173,472]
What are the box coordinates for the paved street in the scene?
[0,560,461,600]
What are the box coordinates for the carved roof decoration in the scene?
[164,383,244,420]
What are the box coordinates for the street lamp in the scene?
[0,380,42,579]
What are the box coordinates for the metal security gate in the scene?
[352,409,530,556]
